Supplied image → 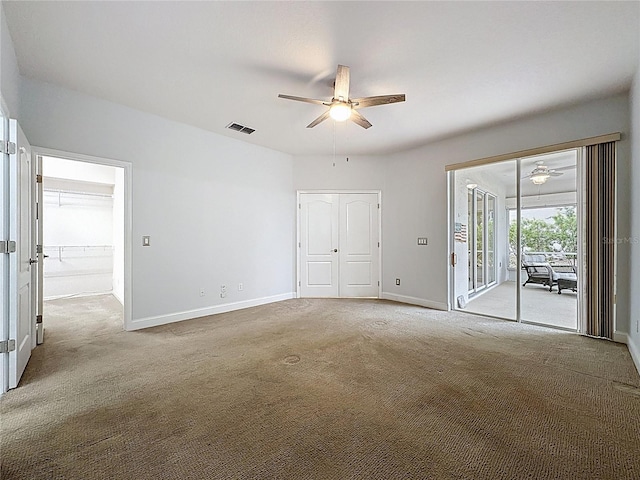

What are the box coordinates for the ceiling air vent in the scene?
[226,122,255,134]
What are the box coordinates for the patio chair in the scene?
[522,254,577,292]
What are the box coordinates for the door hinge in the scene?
[36,244,43,254]
[1,141,16,155]
[377,203,380,209]
[378,242,380,247]
[0,339,16,354]
[298,242,301,248]
[450,252,457,267]
[299,204,301,209]
[298,281,301,287]
[378,281,380,286]
[36,174,43,184]
[1,240,17,254]
[36,315,43,324]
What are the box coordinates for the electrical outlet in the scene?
[417,237,428,245]
[238,283,243,291]
[396,278,401,286]
[199,288,205,297]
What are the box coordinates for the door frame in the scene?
[31,147,133,330]
[296,190,382,299]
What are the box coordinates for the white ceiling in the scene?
[3,1,639,156]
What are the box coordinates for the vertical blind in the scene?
[585,141,616,339]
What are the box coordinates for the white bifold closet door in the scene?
[299,193,379,298]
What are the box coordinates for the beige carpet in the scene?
[1,295,639,479]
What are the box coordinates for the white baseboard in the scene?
[628,336,640,377]
[613,332,628,344]
[381,292,448,311]
[127,292,296,331]
[112,290,124,306]
[44,290,113,301]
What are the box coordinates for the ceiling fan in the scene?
[524,161,575,185]
[278,65,405,129]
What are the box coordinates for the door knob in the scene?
[333,249,338,253]
[29,258,38,265]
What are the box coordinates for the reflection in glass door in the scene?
[468,188,497,296]
[487,195,496,285]
[476,190,485,290]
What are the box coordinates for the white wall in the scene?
[293,155,386,191]
[0,4,20,117]
[629,64,640,374]
[20,78,295,328]
[374,95,631,324]
[42,188,114,299]
[43,156,116,183]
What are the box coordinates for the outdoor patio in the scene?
[463,281,577,330]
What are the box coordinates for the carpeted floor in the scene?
[1,295,639,479]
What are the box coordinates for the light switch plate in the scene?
[142,236,150,246]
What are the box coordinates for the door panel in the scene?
[0,108,7,393]
[339,194,379,297]
[300,194,339,297]
[8,120,33,389]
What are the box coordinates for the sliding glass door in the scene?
[451,150,578,330]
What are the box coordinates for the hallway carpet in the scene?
[1,295,639,479]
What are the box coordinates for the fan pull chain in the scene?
[332,120,336,167]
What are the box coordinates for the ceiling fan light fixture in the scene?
[329,102,352,122]
[530,172,550,185]
[279,65,405,129]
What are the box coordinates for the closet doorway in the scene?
[33,148,132,337]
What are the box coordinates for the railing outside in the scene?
[508,251,577,270]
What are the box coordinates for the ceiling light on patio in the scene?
[530,172,550,185]
[466,180,477,189]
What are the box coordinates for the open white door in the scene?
[299,193,339,297]
[339,193,380,297]
[1,107,8,394]
[8,119,35,389]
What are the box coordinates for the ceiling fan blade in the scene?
[549,171,564,177]
[278,94,328,106]
[351,94,406,109]
[553,165,576,172]
[350,110,372,129]
[334,65,350,100]
[306,110,331,128]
